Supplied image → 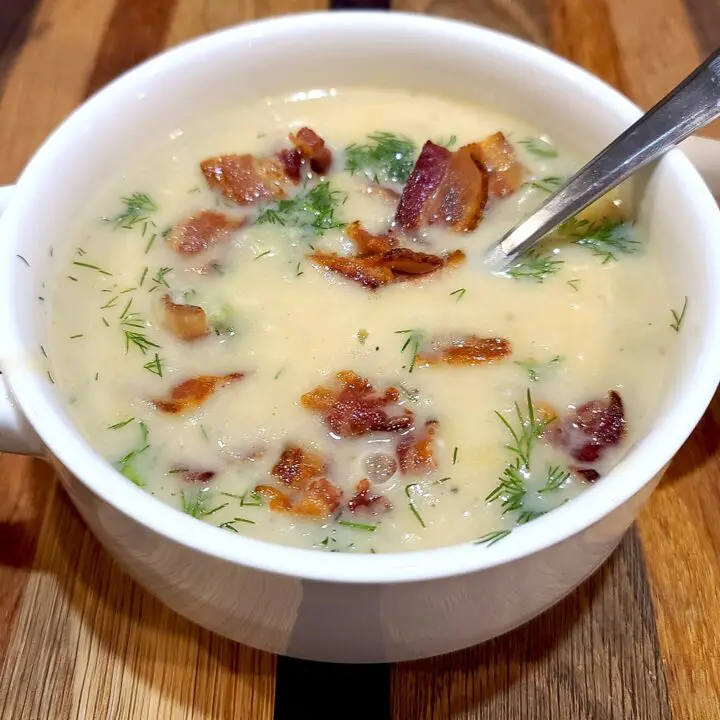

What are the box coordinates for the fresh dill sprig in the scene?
[143,353,163,377]
[559,217,639,263]
[405,483,426,528]
[518,137,558,158]
[538,465,570,494]
[148,267,172,292]
[115,420,149,487]
[107,192,158,229]
[452,447,459,465]
[72,261,112,276]
[345,131,417,185]
[108,417,135,430]
[487,460,528,514]
[180,491,228,519]
[566,278,580,291]
[220,490,263,507]
[514,355,563,382]
[255,181,347,235]
[670,296,688,333]
[506,252,564,282]
[119,301,159,355]
[219,517,256,532]
[525,175,565,193]
[517,509,545,525]
[337,519,378,532]
[395,328,424,373]
[449,288,466,301]
[474,529,512,546]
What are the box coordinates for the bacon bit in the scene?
[293,478,343,517]
[167,211,245,256]
[160,295,208,341]
[397,420,439,475]
[472,132,524,197]
[201,154,289,205]
[255,484,293,512]
[300,370,414,438]
[347,479,391,513]
[310,222,465,290]
[277,148,303,183]
[546,390,626,463]
[571,466,601,483]
[170,467,216,484]
[152,373,244,414]
[272,445,327,489]
[416,335,511,367]
[290,127,333,174]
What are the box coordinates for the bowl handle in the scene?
[680,136,720,198]
[0,184,44,456]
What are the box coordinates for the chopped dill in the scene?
[150,267,172,289]
[145,233,158,254]
[405,483,426,528]
[108,417,135,430]
[254,250,272,260]
[345,131,417,185]
[295,262,304,277]
[16,255,30,267]
[449,288,466,301]
[72,261,112,276]
[670,296,688,332]
[452,447,459,465]
[76,248,86,256]
[395,328,424,373]
[559,217,639,263]
[256,181,347,235]
[220,490,263,507]
[188,186,201,194]
[518,137,558,158]
[525,175,565,193]
[115,420,149,487]
[274,368,285,380]
[138,266,148,287]
[68,276,78,282]
[397,383,421,402]
[69,334,83,340]
[101,295,118,309]
[514,355,563,382]
[506,252,563,282]
[124,330,160,354]
[199,424,209,441]
[517,509,545,525]
[219,517,256,532]
[102,317,110,327]
[566,278,581,291]
[143,353,163,377]
[40,345,47,358]
[538,466,570,493]
[46,371,55,384]
[107,192,158,229]
[180,491,227,519]
[337,520,378,532]
[474,529,512,546]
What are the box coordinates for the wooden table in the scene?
[1,1,719,718]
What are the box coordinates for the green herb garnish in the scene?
[449,288,466,301]
[143,353,163,377]
[514,355,563,382]
[670,296,688,333]
[538,465,570,494]
[395,329,424,373]
[507,252,563,282]
[108,192,158,229]
[337,520,378,532]
[219,517,256,532]
[518,137,558,158]
[474,529,512,546]
[525,176,565,193]
[559,217,639,263]
[256,181,346,235]
[345,131,417,185]
[115,420,149,487]
[180,491,228,519]
[435,134,458,149]
[72,261,112,276]
[108,417,135,430]
[566,278,580,291]
[405,483,426,528]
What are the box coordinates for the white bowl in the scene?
[1,11,719,663]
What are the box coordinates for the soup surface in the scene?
[47,88,676,553]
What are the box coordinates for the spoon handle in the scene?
[489,47,720,268]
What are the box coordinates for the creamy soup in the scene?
[47,88,676,553]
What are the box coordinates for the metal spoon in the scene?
[485,47,720,272]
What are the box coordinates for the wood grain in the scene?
[1,0,720,718]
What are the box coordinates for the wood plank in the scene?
[0,0,118,184]
[391,530,671,720]
[0,485,276,720]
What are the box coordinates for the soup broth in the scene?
[48,89,674,553]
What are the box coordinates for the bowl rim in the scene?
[3,10,720,585]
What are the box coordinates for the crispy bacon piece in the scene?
[152,372,244,414]
[347,479,391,513]
[395,141,488,232]
[472,132,524,198]
[416,335,511,367]
[310,221,465,290]
[301,370,414,438]
[257,445,342,518]
[167,210,244,256]
[272,445,327,489]
[277,148,303,183]
[201,154,289,205]
[545,391,626,463]
[397,420,439,475]
[290,127,333,174]
[161,295,208,341]
[571,466,601,483]
[169,468,216,484]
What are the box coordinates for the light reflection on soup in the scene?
[48,89,675,553]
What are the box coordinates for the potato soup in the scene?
[46,89,680,553]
